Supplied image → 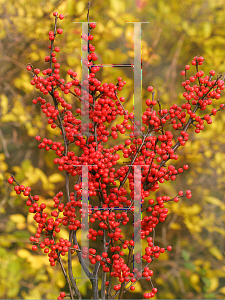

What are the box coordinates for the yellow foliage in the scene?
[209,246,223,260]
[110,0,126,12]
[21,288,42,300]
[190,273,201,292]
[76,1,86,15]
[17,249,31,259]
[0,153,5,161]
[1,0,225,299]
[16,223,26,230]
[14,73,34,93]
[170,223,181,230]
[219,286,225,294]
[48,173,65,183]
[56,271,66,288]
[208,277,219,292]
[194,259,204,266]
[27,225,36,234]
[131,281,142,293]
[204,196,224,208]
[0,161,8,172]
[9,214,26,224]
[183,218,202,233]
[181,203,202,215]
[157,250,169,261]
[0,94,8,115]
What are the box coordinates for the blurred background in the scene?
[0,0,225,299]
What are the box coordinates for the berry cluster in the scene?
[9,10,225,300]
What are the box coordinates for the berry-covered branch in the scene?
[8,4,225,300]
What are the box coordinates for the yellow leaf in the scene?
[190,273,201,292]
[163,292,176,298]
[58,228,70,240]
[157,251,169,261]
[111,27,123,38]
[110,0,125,12]
[155,277,163,285]
[26,255,46,269]
[0,153,5,161]
[203,22,212,39]
[0,94,8,115]
[205,196,223,207]
[209,246,223,260]
[0,161,8,172]
[16,223,26,230]
[184,218,202,233]
[46,266,54,277]
[21,286,42,299]
[209,226,225,236]
[204,149,212,158]
[76,1,85,14]
[194,259,204,266]
[27,212,35,224]
[14,73,33,93]
[17,249,31,259]
[203,239,212,247]
[208,277,219,292]
[47,190,55,197]
[190,273,199,285]
[219,286,225,294]
[34,168,49,189]
[27,224,36,234]
[56,271,66,288]
[181,204,202,215]
[12,166,21,173]
[170,223,181,230]
[48,173,65,183]
[9,214,26,224]
[131,280,142,293]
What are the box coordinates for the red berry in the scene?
[59,14,64,20]
[8,177,14,184]
[19,185,25,191]
[167,245,172,251]
[57,28,63,34]
[90,23,96,29]
[32,245,38,251]
[147,86,153,92]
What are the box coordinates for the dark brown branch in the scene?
[68,231,82,300]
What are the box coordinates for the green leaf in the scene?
[184,261,196,271]
[181,250,191,261]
